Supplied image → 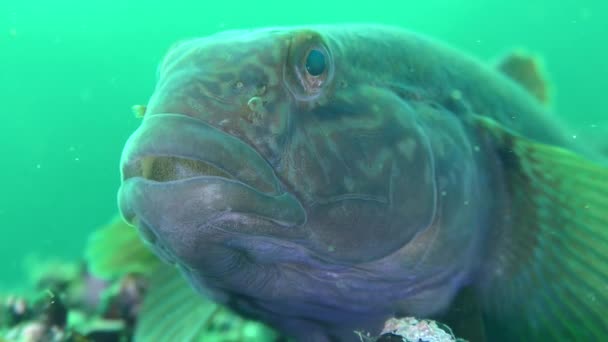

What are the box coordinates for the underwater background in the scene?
[1,0,606,290]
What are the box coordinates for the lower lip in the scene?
[118,175,306,232]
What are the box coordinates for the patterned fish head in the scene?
[118,26,480,334]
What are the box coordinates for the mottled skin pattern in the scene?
[118,25,579,341]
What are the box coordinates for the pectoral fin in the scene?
[133,266,213,341]
[85,216,161,279]
[475,116,608,340]
[85,216,279,341]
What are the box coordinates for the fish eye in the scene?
[284,31,333,100]
[305,49,326,76]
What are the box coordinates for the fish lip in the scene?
[118,113,307,242]
[117,174,308,272]
[119,113,282,195]
[118,175,306,229]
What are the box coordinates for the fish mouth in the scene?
[120,113,281,194]
[118,114,306,261]
[134,156,234,182]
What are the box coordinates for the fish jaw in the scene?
[118,113,307,268]
[115,105,456,336]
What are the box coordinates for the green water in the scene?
[0,0,606,289]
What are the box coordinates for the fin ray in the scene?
[85,216,161,279]
[476,116,608,340]
[133,265,214,341]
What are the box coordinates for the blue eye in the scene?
[305,49,326,76]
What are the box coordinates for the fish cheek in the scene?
[295,96,438,263]
[303,146,437,263]
[305,200,413,262]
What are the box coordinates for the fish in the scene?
[88,25,608,341]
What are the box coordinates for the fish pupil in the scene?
[305,49,326,76]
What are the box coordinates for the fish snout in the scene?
[120,113,281,195]
[117,113,306,267]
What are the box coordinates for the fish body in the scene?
[113,25,608,341]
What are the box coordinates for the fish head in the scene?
[118,26,443,312]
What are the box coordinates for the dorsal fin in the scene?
[496,51,551,105]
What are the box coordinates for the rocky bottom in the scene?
[0,258,465,342]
